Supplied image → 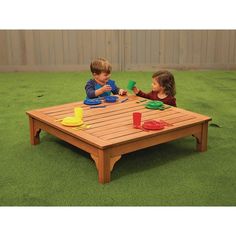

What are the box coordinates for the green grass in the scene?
[0,71,236,206]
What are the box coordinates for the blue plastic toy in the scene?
[84,98,101,105]
[104,96,119,103]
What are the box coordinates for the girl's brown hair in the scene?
[152,70,176,96]
[90,58,112,75]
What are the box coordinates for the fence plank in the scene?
[0,30,9,65]
[206,30,217,65]
[228,31,236,64]
[192,31,202,65]
[150,30,160,64]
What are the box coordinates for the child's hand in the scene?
[102,85,112,92]
[119,89,127,96]
[132,86,139,94]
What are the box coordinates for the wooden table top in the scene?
[26,95,211,149]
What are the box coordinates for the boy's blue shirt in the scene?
[85,79,120,98]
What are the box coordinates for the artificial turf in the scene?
[0,71,235,206]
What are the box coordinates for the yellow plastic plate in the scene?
[61,117,83,127]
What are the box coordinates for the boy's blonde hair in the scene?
[152,70,176,96]
[90,58,112,75]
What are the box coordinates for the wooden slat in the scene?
[228,31,236,64]
[83,110,178,134]
[106,117,210,145]
[76,31,84,64]
[131,31,137,65]
[206,30,217,65]
[26,110,112,148]
[96,30,106,59]
[91,31,97,59]
[215,31,228,64]
[150,30,160,64]
[159,30,165,64]
[5,31,14,65]
[105,30,112,62]
[108,124,203,156]
[172,30,180,64]
[54,30,64,65]
[145,30,151,65]
[11,31,25,65]
[124,30,131,70]
[97,115,197,140]
[62,30,78,64]
[164,31,176,64]
[82,30,91,64]
[118,30,125,71]
[87,112,193,137]
[0,30,8,65]
[39,31,50,65]
[32,31,41,65]
[24,30,35,65]
[84,105,171,122]
[192,31,202,64]
[41,95,138,116]
[200,30,208,64]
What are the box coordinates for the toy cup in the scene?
[74,107,83,121]
[133,112,142,128]
[127,80,136,90]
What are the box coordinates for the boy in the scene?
[85,58,127,98]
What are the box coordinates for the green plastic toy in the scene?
[145,101,165,110]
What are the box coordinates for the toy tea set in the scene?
[60,95,122,127]
[60,96,121,127]
[83,79,136,107]
[60,107,84,127]
[128,80,171,131]
[84,96,119,105]
[133,112,170,131]
[60,80,171,130]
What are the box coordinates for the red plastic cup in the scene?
[133,112,142,128]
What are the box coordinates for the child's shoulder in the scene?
[86,78,95,84]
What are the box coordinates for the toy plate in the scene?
[145,105,164,110]
[84,99,101,105]
[142,120,165,130]
[145,101,164,109]
[104,96,119,103]
[61,117,83,127]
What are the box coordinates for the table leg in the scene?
[98,150,111,184]
[194,121,209,152]
[91,154,122,172]
[28,116,41,145]
[91,150,123,183]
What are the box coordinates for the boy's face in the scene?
[151,77,162,92]
[93,72,111,85]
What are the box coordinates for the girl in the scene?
[132,70,176,106]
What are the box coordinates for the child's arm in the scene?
[109,80,127,96]
[85,80,96,98]
[95,85,112,97]
[85,80,111,98]
[132,86,140,94]
[118,89,127,96]
[133,87,153,99]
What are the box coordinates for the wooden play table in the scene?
[26,95,211,184]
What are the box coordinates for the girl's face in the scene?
[94,72,111,85]
[151,77,162,92]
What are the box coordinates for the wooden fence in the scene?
[0,30,235,71]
